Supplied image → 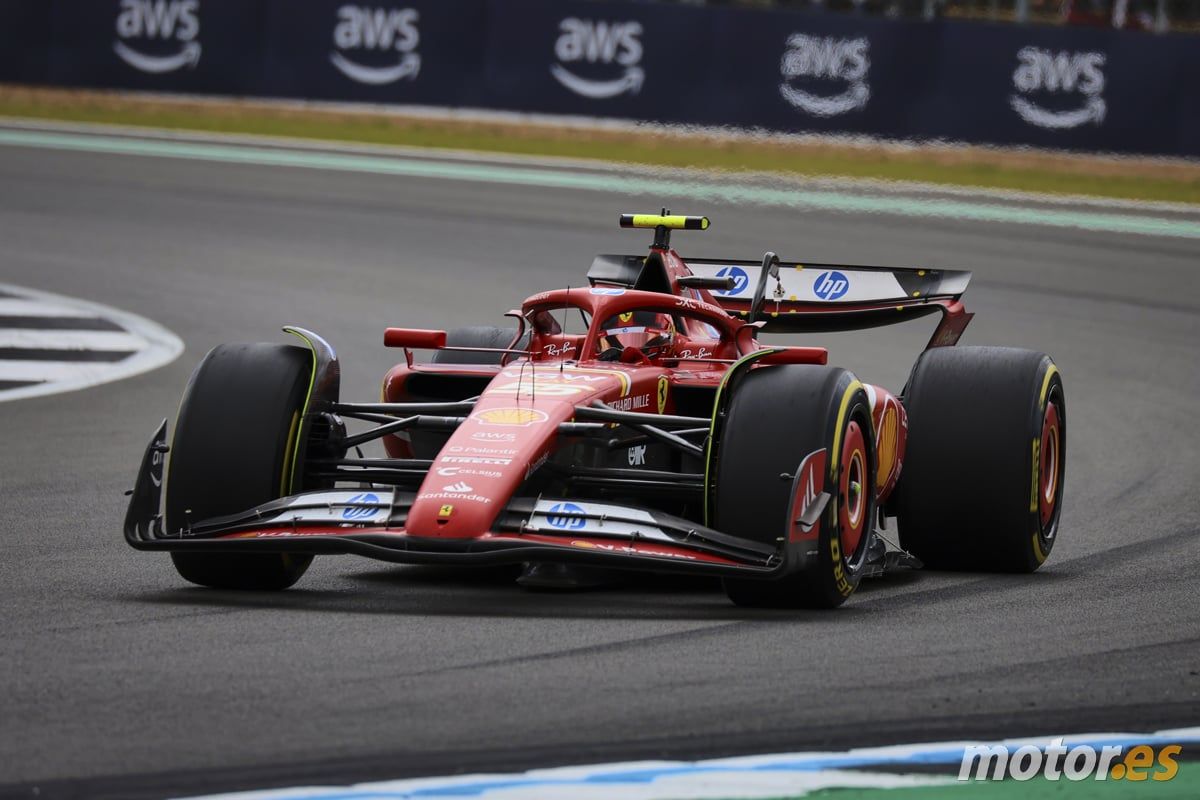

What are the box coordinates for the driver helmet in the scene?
[601,310,675,358]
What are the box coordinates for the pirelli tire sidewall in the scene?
[894,346,1065,572]
[165,342,315,590]
[714,364,875,608]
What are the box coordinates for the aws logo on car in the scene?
[551,17,644,99]
[779,34,870,117]
[331,5,421,85]
[114,0,201,74]
[1010,46,1106,129]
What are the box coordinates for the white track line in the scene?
[0,360,139,382]
[0,298,100,317]
[0,283,182,402]
[0,329,146,350]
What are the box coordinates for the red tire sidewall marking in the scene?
[1039,401,1061,527]
[839,419,867,562]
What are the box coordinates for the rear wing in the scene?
[684,259,973,346]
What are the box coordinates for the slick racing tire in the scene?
[165,343,314,590]
[715,365,875,609]
[892,346,1065,572]
[430,326,526,365]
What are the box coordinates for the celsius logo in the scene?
[114,0,200,74]
[546,502,587,530]
[342,492,380,520]
[715,266,749,296]
[813,271,849,301]
[331,6,420,85]
[779,34,869,117]
[1010,47,1106,129]
[551,18,644,99]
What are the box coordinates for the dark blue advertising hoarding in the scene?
[6,0,1198,157]
[931,22,1200,156]
[46,0,269,95]
[259,0,487,106]
[481,0,716,123]
[0,2,52,84]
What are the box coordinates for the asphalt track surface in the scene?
[0,132,1198,799]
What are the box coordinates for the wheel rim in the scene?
[839,420,868,562]
[1039,402,1061,528]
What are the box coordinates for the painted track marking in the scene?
[0,283,182,402]
[179,726,1200,799]
[1,128,1199,240]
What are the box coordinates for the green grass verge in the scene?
[2,90,1198,205]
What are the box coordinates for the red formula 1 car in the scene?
[125,213,1065,608]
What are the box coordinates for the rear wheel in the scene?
[166,343,315,590]
[714,365,875,609]
[893,346,1065,572]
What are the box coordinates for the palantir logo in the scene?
[715,266,749,296]
[331,5,420,85]
[779,34,869,117]
[813,271,849,301]
[1010,47,1106,129]
[551,18,644,100]
[546,502,587,530]
[114,0,201,74]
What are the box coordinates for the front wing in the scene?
[125,421,784,578]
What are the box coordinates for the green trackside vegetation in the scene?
[2,85,1198,205]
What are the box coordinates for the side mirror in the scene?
[383,328,448,349]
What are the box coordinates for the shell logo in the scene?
[876,405,899,485]
[473,407,550,427]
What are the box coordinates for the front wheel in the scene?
[166,343,315,590]
[713,365,875,609]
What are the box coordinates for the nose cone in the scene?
[404,365,630,538]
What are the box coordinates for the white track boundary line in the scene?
[0,283,183,403]
[0,329,146,350]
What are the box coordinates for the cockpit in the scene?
[523,291,737,365]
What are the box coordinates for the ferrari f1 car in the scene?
[125,213,1065,608]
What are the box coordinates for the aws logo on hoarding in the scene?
[114,0,201,74]
[779,34,870,117]
[331,5,421,85]
[551,18,644,99]
[1010,46,1106,129]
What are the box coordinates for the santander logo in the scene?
[550,17,644,99]
[331,5,421,85]
[114,0,201,74]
